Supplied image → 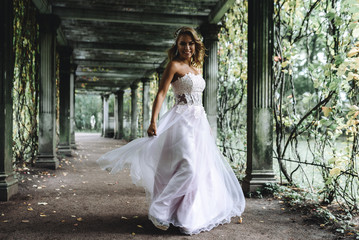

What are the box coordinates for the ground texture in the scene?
[0,133,340,240]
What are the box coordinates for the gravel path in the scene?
[0,133,339,240]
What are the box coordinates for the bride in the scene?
[97,26,245,235]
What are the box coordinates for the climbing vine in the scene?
[218,0,248,180]
[12,0,39,167]
[273,0,359,212]
[219,0,359,217]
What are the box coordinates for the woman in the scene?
[97,27,245,235]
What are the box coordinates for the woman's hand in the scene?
[147,122,157,137]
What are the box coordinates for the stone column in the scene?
[156,68,167,119]
[114,90,124,139]
[243,0,276,193]
[58,46,73,156]
[102,94,110,138]
[201,24,220,140]
[130,84,138,140]
[101,95,104,137]
[0,0,18,201]
[70,64,77,149]
[36,14,60,169]
[142,79,150,137]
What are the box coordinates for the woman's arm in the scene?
[147,62,177,136]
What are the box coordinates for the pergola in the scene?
[0,0,276,201]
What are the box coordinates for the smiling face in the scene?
[176,34,196,61]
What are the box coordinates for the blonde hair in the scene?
[167,27,205,68]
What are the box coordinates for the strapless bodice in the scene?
[171,72,205,106]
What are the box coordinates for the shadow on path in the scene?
[0,133,338,240]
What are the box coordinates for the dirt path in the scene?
[0,133,339,240]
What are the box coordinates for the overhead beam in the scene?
[74,60,161,69]
[208,0,235,24]
[53,7,206,26]
[71,42,170,54]
[32,0,50,13]
[76,71,144,78]
[57,27,68,46]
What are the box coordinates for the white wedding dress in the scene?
[97,72,245,235]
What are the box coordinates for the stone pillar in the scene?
[201,24,220,140]
[70,64,77,149]
[58,46,73,156]
[114,90,124,139]
[102,94,110,138]
[0,0,18,201]
[130,84,138,140]
[142,79,150,137]
[243,0,276,193]
[157,68,167,119]
[36,14,60,169]
[101,95,104,137]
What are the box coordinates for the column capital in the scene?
[200,23,221,41]
[70,64,77,74]
[38,14,61,34]
[130,83,138,90]
[58,46,73,58]
[115,89,124,95]
[102,94,110,100]
[141,78,151,84]
[156,67,165,75]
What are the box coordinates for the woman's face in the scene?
[176,34,195,60]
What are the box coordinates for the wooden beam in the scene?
[74,60,161,69]
[76,71,144,78]
[32,0,50,13]
[57,26,68,46]
[208,0,235,24]
[53,7,206,26]
[71,42,169,54]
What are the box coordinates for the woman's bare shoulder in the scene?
[166,60,182,71]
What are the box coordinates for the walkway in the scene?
[0,133,338,240]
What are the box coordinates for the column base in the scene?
[242,170,277,193]
[104,130,114,138]
[35,155,59,170]
[114,133,123,139]
[0,173,18,201]
[57,145,72,156]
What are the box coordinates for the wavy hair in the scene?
[167,27,205,68]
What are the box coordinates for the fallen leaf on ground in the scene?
[38,202,48,205]
[74,223,78,227]
[27,207,34,211]
[121,216,128,219]
[63,172,68,176]
[61,220,65,223]
[137,225,143,228]
[21,220,30,223]
[132,232,136,236]
[40,214,47,217]
[3,220,9,223]
[71,215,76,218]
[238,217,243,224]
[77,217,83,222]
[133,216,138,219]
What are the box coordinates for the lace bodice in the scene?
[171,72,206,118]
[171,72,205,106]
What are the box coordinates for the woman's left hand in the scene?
[147,122,157,137]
